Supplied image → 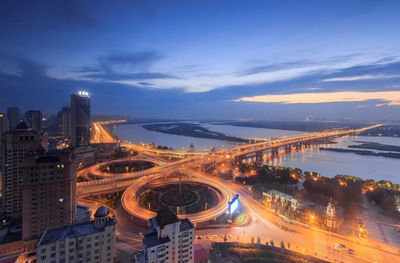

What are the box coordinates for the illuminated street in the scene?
[2,2,400,262]
[73,122,400,262]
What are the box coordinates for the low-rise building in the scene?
[36,206,116,263]
[143,209,194,263]
[262,190,298,211]
[74,143,118,168]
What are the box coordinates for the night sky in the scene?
[1,0,400,121]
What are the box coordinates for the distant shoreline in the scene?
[319,147,400,159]
[142,122,251,143]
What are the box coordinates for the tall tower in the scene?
[0,113,7,144]
[25,110,43,132]
[1,122,43,219]
[7,106,20,130]
[22,149,76,240]
[71,91,91,147]
[0,113,7,195]
[57,106,72,138]
[325,198,336,229]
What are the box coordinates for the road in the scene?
[81,121,400,262]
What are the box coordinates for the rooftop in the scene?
[155,208,179,227]
[15,122,28,130]
[38,219,114,246]
[180,218,194,232]
[94,206,110,218]
[143,231,170,248]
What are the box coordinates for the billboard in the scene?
[228,194,240,215]
[230,198,239,214]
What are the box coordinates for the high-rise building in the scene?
[71,92,91,147]
[143,209,194,263]
[0,113,7,195]
[22,149,76,240]
[0,113,7,137]
[58,106,72,138]
[1,122,43,219]
[0,113,7,149]
[25,110,43,132]
[36,206,116,263]
[7,106,20,131]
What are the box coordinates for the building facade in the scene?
[71,92,91,147]
[1,122,43,219]
[0,113,7,138]
[325,198,336,229]
[262,190,298,211]
[22,149,76,240]
[57,106,72,139]
[6,106,20,131]
[36,207,116,263]
[25,110,43,132]
[143,209,194,263]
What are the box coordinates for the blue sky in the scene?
[1,0,400,121]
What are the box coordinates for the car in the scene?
[196,236,202,240]
[348,248,355,255]
[334,244,344,251]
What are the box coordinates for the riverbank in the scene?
[213,120,367,132]
[348,141,400,152]
[319,147,400,159]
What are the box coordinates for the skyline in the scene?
[1,0,400,121]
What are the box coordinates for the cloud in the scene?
[98,51,164,73]
[322,74,400,82]
[235,91,400,106]
[49,50,177,84]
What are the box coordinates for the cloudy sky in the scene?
[1,0,400,121]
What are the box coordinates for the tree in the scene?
[280,241,285,249]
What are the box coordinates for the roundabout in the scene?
[138,181,220,214]
[121,171,235,224]
[87,156,166,180]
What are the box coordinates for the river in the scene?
[113,122,400,183]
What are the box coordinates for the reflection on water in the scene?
[114,123,400,183]
[267,139,400,183]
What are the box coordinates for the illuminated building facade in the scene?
[57,106,72,138]
[143,209,194,263]
[1,122,43,219]
[71,92,91,147]
[22,149,76,240]
[36,207,116,263]
[325,198,336,229]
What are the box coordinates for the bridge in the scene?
[80,122,382,197]
[228,124,382,163]
[77,122,400,263]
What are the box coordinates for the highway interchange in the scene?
[79,121,400,262]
